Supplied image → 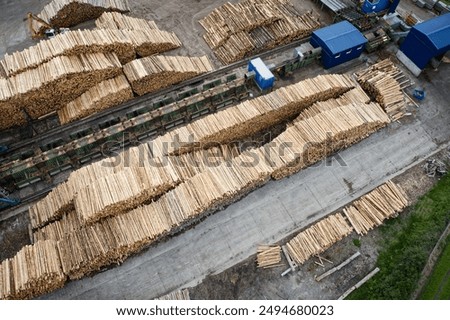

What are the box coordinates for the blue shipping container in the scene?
[248,58,275,90]
[310,21,367,69]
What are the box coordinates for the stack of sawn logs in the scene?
[0,19,183,130]
[1,27,181,77]
[285,181,408,265]
[199,0,321,64]
[0,240,65,300]
[14,74,392,298]
[31,144,241,236]
[149,74,357,157]
[343,181,408,235]
[58,75,133,124]
[123,55,214,95]
[356,59,407,121]
[0,52,122,127]
[286,213,353,265]
[31,0,130,35]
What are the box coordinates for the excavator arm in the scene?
[27,12,52,38]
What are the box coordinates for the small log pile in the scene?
[256,245,282,268]
[356,59,407,121]
[123,55,214,96]
[150,74,355,157]
[270,102,390,180]
[1,28,181,78]
[199,0,321,64]
[95,12,158,31]
[286,213,353,265]
[155,289,190,300]
[32,0,130,35]
[6,240,65,299]
[58,75,133,124]
[0,52,122,127]
[343,181,408,235]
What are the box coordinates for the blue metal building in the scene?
[248,58,275,90]
[400,13,450,70]
[361,0,400,14]
[310,21,367,69]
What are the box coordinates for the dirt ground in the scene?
[0,211,30,261]
[190,150,449,300]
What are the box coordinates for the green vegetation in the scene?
[442,0,450,5]
[348,173,450,300]
[420,238,450,299]
[352,238,361,248]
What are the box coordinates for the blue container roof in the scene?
[412,13,450,51]
[312,21,367,55]
[249,58,274,80]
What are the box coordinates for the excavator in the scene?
[26,12,69,39]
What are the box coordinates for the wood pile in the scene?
[257,245,282,268]
[30,144,241,236]
[199,0,321,64]
[32,0,130,35]
[124,29,182,57]
[286,213,353,265]
[155,289,190,300]
[0,52,122,127]
[4,240,65,300]
[1,28,181,78]
[0,78,27,129]
[343,181,408,235]
[58,75,133,124]
[150,74,355,157]
[96,12,158,31]
[123,55,214,96]
[270,102,390,180]
[356,59,407,121]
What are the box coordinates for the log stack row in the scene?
[123,55,214,96]
[30,145,240,232]
[1,28,181,77]
[343,181,409,235]
[286,213,353,265]
[356,59,407,121]
[199,0,321,64]
[0,240,65,300]
[270,102,390,180]
[0,52,122,129]
[58,75,133,124]
[150,74,356,157]
[31,0,130,35]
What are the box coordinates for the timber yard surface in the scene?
[0,0,449,300]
